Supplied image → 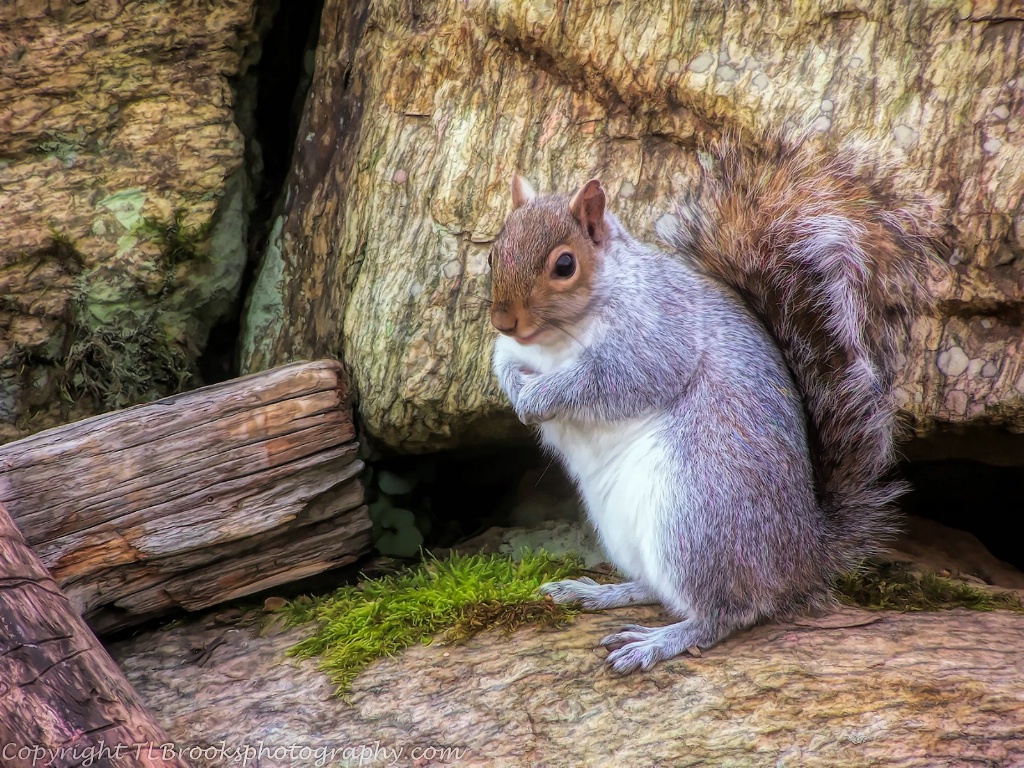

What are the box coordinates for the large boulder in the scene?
[240,0,1024,454]
[0,0,262,444]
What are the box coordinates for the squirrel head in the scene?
[488,173,607,344]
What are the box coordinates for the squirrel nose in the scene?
[491,309,517,335]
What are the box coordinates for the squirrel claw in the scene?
[598,627,652,652]
[604,646,659,675]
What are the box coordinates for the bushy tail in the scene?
[659,132,942,569]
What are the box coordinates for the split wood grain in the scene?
[0,360,372,633]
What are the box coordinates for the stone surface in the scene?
[112,603,1024,767]
[108,518,1024,767]
[240,0,1024,454]
[0,0,263,444]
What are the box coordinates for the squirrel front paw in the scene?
[496,363,526,409]
[539,577,603,607]
[515,405,550,426]
[514,376,556,425]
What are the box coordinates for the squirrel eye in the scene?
[553,252,576,279]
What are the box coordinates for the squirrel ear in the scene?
[511,172,537,209]
[570,178,607,244]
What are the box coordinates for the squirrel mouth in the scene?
[515,328,548,345]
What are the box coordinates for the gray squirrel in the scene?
[488,133,938,674]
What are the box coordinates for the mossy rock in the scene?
[279,554,1023,696]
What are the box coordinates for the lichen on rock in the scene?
[0,0,262,442]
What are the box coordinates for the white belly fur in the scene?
[541,416,676,602]
[493,331,683,612]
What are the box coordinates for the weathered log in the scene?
[0,359,372,634]
[240,0,1024,454]
[0,499,188,768]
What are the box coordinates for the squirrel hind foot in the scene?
[599,619,715,675]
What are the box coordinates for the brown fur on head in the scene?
[489,174,607,343]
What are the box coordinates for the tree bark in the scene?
[240,0,1024,455]
[0,500,188,768]
[0,359,372,634]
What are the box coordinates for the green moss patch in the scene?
[46,226,86,273]
[60,311,194,410]
[137,208,212,267]
[45,208,207,412]
[280,552,585,693]
[32,129,87,163]
[837,561,1024,613]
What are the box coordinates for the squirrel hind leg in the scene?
[539,578,660,611]
[599,618,722,675]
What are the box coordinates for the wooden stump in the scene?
[0,499,189,768]
[0,360,372,634]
